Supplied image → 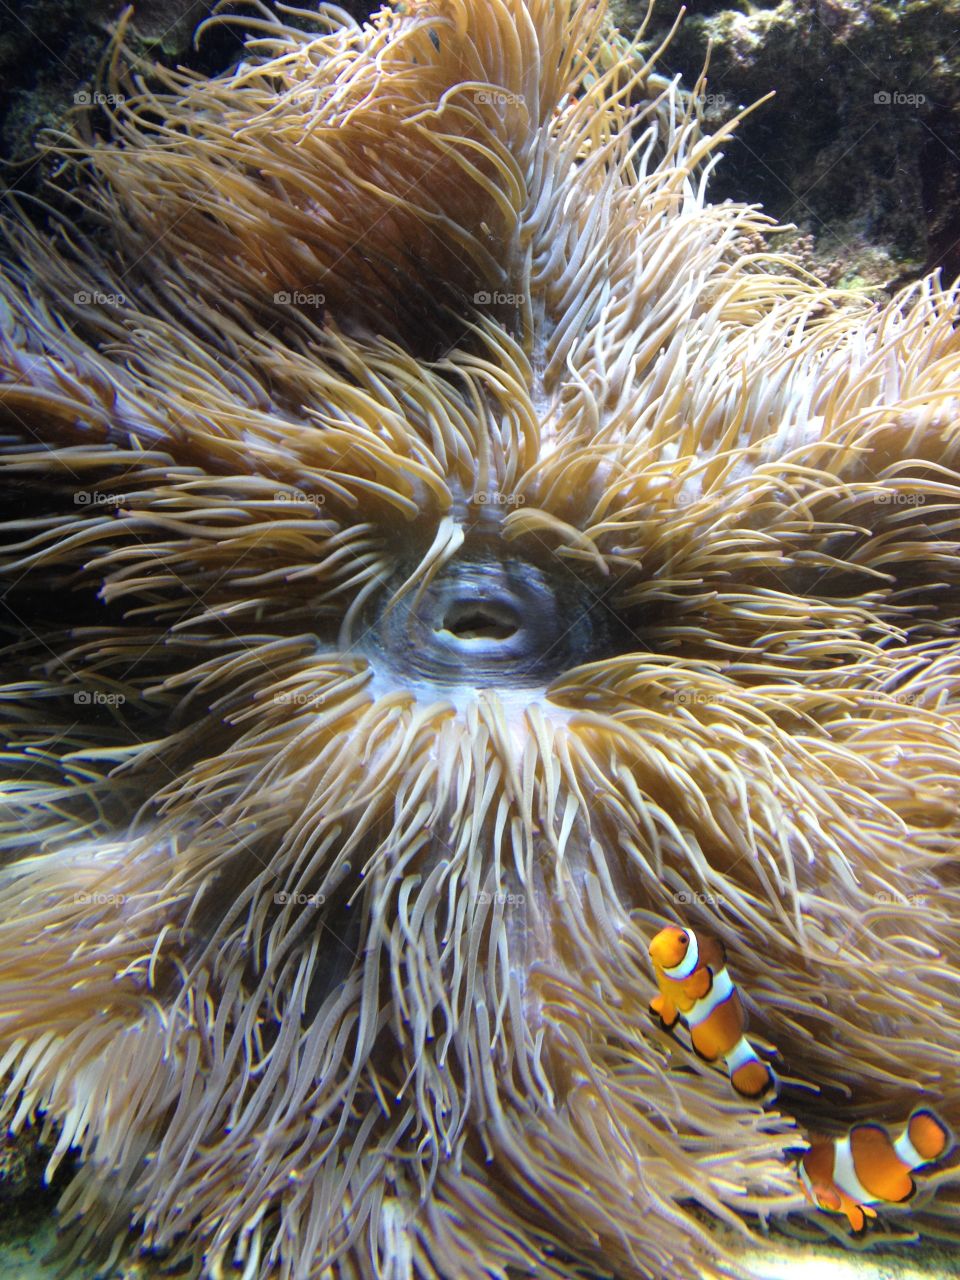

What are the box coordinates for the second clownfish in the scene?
[648,925,776,1101]
[799,1108,953,1232]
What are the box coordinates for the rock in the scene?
[614,0,960,286]
[0,1127,46,1202]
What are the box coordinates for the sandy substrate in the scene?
[3,1221,958,1278]
[736,1242,960,1279]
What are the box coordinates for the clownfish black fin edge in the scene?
[897,1176,918,1204]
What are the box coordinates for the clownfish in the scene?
[648,925,776,1101]
[798,1108,953,1232]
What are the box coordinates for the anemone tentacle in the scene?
[1,1,960,1277]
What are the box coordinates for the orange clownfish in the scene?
[648,925,776,1101]
[798,1108,953,1232]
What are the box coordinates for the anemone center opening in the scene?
[366,553,622,687]
[440,600,519,642]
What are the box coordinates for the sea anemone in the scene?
[1,0,959,1277]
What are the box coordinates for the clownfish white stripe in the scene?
[664,930,699,979]
[688,964,734,1026]
[833,1135,876,1206]
[724,1036,757,1075]
[892,1130,924,1169]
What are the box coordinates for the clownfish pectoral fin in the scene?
[811,1183,842,1214]
[650,994,679,1029]
[847,1201,877,1234]
[686,963,713,1001]
[844,1202,867,1233]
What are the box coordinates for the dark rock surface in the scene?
[0,1126,46,1201]
[0,1124,63,1259]
[1,0,238,192]
[613,0,960,286]
[0,0,377,196]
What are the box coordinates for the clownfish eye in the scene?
[677,932,688,946]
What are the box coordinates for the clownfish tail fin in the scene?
[895,1108,953,1168]
[727,1037,778,1101]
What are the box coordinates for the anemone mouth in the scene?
[439,596,521,643]
[362,553,630,688]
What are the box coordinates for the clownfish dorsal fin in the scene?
[698,933,726,971]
